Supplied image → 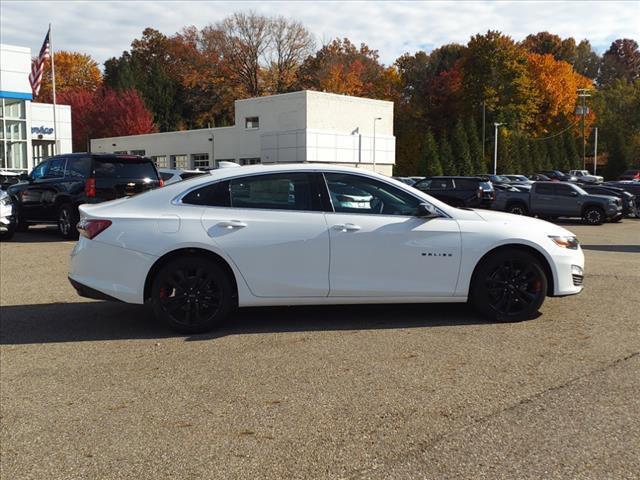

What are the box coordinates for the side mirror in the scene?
[416,202,440,218]
[19,173,30,182]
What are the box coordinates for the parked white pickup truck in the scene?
[569,170,603,184]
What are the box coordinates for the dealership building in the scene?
[91,90,396,175]
[0,44,72,172]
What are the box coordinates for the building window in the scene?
[239,157,261,166]
[0,98,28,170]
[172,154,189,169]
[113,150,128,154]
[192,153,210,168]
[130,149,146,156]
[152,155,169,168]
[245,117,259,129]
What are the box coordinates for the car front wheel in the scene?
[151,255,234,334]
[470,249,548,322]
[582,206,604,225]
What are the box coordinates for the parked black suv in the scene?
[8,153,163,239]
[413,176,494,208]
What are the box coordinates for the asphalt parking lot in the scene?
[1,220,639,479]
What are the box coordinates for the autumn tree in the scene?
[58,87,155,151]
[574,40,601,79]
[35,51,101,103]
[598,39,640,86]
[460,31,537,131]
[266,16,315,93]
[526,52,593,134]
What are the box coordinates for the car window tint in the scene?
[324,173,420,216]
[427,179,453,190]
[31,161,49,180]
[66,157,91,178]
[94,159,158,179]
[180,172,205,180]
[535,183,555,195]
[454,179,477,189]
[45,157,66,178]
[160,172,174,181]
[555,184,575,196]
[182,180,230,206]
[230,173,316,211]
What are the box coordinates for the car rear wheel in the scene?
[0,223,15,241]
[470,249,548,322]
[151,256,234,334]
[58,204,79,239]
[507,203,528,215]
[582,206,604,225]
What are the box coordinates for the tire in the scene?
[151,255,234,334]
[582,206,604,225]
[470,249,548,322]
[507,203,528,216]
[14,206,29,232]
[57,204,80,239]
[0,223,15,241]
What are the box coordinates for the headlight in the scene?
[549,235,579,249]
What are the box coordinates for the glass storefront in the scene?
[0,98,28,170]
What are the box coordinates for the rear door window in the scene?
[66,157,91,179]
[94,158,158,179]
[230,173,318,211]
[535,183,555,195]
[428,179,454,190]
[554,184,576,196]
[453,179,477,190]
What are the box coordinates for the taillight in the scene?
[77,219,112,239]
[477,187,483,199]
[85,178,96,197]
[159,178,165,187]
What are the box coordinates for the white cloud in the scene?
[1,0,638,66]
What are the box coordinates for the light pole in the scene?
[493,122,503,175]
[577,88,592,170]
[208,131,215,168]
[593,127,598,175]
[373,116,382,172]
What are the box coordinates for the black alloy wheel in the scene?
[151,256,234,334]
[508,203,528,216]
[471,249,547,322]
[58,204,80,239]
[582,206,604,225]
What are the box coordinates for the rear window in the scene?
[94,158,158,179]
[453,179,479,189]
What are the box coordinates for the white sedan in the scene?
[69,164,584,333]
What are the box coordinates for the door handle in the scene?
[333,223,361,232]
[216,220,247,229]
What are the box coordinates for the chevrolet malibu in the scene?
[69,165,585,333]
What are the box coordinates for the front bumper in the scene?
[549,245,585,297]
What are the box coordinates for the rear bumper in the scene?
[69,237,157,304]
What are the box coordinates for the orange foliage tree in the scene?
[34,51,102,103]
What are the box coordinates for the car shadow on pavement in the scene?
[0,301,489,345]
[7,228,69,243]
[581,244,640,253]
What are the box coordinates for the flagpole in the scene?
[49,23,58,155]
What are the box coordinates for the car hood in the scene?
[471,209,575,236]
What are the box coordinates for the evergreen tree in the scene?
[546,137,562,170]
[452,119,473,175]
[466,117,484,174]
[563,130,580,170]
[421,130,443,176]
[438,133,456,175]
[497,130,513,173]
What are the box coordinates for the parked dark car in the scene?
[604,181,640,210]
[392,176,417,186]
[413,176,494,208]
[8,153,163,239]
[478,174,512,186]
[528,173,551,181]
[580,185,637,218]
[492,181,622,224]
[537,170,577,182]
[618,169,640,181]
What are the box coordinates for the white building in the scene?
[91,90,396,175]
[0,44,72,171]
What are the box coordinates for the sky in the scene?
[2,0,639,66]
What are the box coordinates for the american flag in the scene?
[29,28,51,97]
